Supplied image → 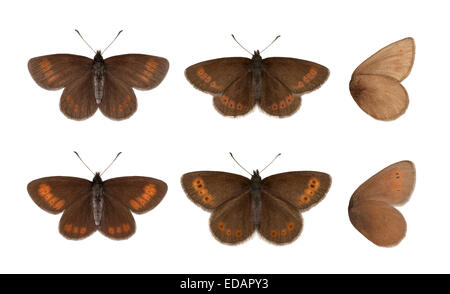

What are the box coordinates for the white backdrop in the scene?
[0,0,448,273]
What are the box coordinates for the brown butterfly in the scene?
[27,152,167,240]
[28,30,169,121]
[185,35,329,117]
[348,161,416,247]
[349,37,415,121]
[181,154,332,244]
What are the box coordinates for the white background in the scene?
[0,0,448,273]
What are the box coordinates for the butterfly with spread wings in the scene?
[349,37,415,121]
[28,30,169,121]
[27,153,167,240]
[185,35,329,117]
[181,154,332,244]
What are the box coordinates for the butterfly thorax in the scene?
[251,51,263,102]
[91,172,104,226]
[92,51,105,104]
[250,170,262,228]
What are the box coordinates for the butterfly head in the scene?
[94,50,104,63]
[92,172,103,184]
[252,50,262,60]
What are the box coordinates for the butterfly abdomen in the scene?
[251,51,263,102]
[93,51,105,104]
[91,173,104,226]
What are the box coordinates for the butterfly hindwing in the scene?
[261,171,331,210]
[348,161,415,247]
[59,196,97,240]
[102,176,167,214]
[104,54,169,90]
[258,191,303,244]
[181,171,250,210]
[99,72,137,120]
[99,196,136,240]
[27,176,91,214]
[28,54,92,90]
[59,72,99,120]
[262,57,329,94]
[185,57,251,94]
[349,38,415,121]
[213,71,255,116]
[209,191,254,244]
[259,70,301,117]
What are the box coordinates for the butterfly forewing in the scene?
[258,192,303,244]
[28,54,92,90]
[59,196,97,240]
[103,176,167,214]
[259,70,301,117]
[27,177,91,214]
[99,196,136,240]
[213,72,255,116]
[261,171,331,210]
[209,191,254,244]
[352,37,415,81]
[185,57,250,94]
[99,73,137,120]
[263,57,329,94]
[60,73,99,120]
[181,171,250,210]
[104,54,169,90]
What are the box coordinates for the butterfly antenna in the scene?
[260,153,282,173]
[229,152,252,176]
[102,30,123,54]
[74,29,96,54]
[231,34,253,56]
[73,151,95,176]
[260,35,281,54]
[101,152,122,176]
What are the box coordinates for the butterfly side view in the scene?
[181,154,332,245]
[27,152,168,240]
[349,37,415,121]
[185,35,329,118]
[348,161,415,247]
[28,30,169,121]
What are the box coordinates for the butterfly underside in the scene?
[349,37,415,121]
[28,53,169,120]
[185,52,329,118]
[181,170,331,244]
[348,161,416,247]
[27,175,167,240]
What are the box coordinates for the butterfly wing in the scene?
[102,176,167,214]
[98,196,136,240]
[209,191,254,244]
[28,54,92,90]
[349,38,415,120]
[104,54,169,90]
[261,171,332,210]
[99,72,137,120]
[258,192,302,244]
[59,195,97,240]
[181,171,250,210]
[27,176,91,214]
[348,161,416,246]
[59,72,99,120]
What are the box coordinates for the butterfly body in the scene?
[182,169,331,244]
[185,50,329,117]
[28,173,167,240]
[92,51,105,104]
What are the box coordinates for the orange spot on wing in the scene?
[53,200,65,210]
[279,100,286,109]
[116,226,122,234]
[288,222,294,231]
[48,74,59,82]
[108,227,115,235]
[66,96,73,107]
[197,68,205,76]
[281,229,287,236]
[43,192,53,201]
[304,188,314,196]
[48,197,58,206]
[271,103,278,111]
[118,104,124,112]
[44,70,54,77]
[310,67,318,75]
[220,95,229,105]
[303,76,310,83]
[271,230,278,237]
[72,226,79,234]
[202,194,212,203]
[138,74,149,82]
[137,197,146,206]
[130,199,141,210]
[218,222,225,231]
[192,177,204,190]
[143,70,153,77]
[146,60,158,71]
[210,81,216,87]
[64,224,72,233]
[226,229,232,236]
[236,103,243,111]
[74,104,79,112]
[144,184,156,196]
[235,230,242,238]
[204,76,212,83]
[123,224,130,232]
[300,194,310,204]
[228,99,235,109]
[197,188,208,196]
[80,227,87,235]
[39,59,51,68]
[286,95,294,105]
[38,184,51,196]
